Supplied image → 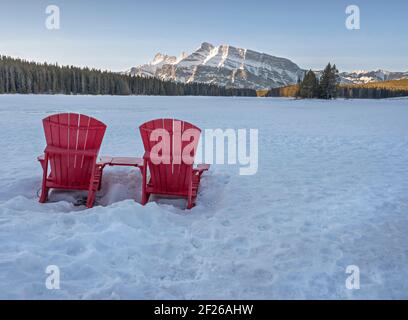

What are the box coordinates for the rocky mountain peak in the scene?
[126,43,305,89]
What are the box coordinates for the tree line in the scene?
[338,80,408,99]
[0,55,256,96]
[268,63,339,99]
[268,63,408,99]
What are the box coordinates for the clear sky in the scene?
[0,0,407,72]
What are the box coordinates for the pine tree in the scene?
[319,63,339,99]
[299,70,319,98]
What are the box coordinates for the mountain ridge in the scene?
[126,42,305,90]
[125,42,408,90]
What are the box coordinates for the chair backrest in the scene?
[43,113,106,187]
[139,119,201,193]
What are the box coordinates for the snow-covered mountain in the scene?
[126,42,305,90]
[338,70,408,84]
[125,42,408,89]
[312,69,408,85]
[127,52,188,78]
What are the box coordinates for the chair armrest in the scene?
[143,151,158,160]
[45,146,98,157]
[37,154,47,171]
[98,156,113,166]
[195,164,210,172]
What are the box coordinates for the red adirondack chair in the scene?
[38,113,107,208]
[139,119,210,209]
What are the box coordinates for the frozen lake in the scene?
[0,95,407,299]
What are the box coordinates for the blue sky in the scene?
[0,0,407,72]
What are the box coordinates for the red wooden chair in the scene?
[139,119,210,209]
[38,113,107,208]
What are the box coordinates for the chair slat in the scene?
[59,114,70,185]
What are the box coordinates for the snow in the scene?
[202,46,220,66]
[1,95,408,299]
[150,53,177,66]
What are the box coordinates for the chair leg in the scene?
[86,190,96,208]
[86,159,98,208]
[141,191,150,206]
[186,167,194,209]
[186,195,195,209]
[39,155,49,203]
[97,173,103,191]
[39,186,49,203]
[140,160,150,205]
